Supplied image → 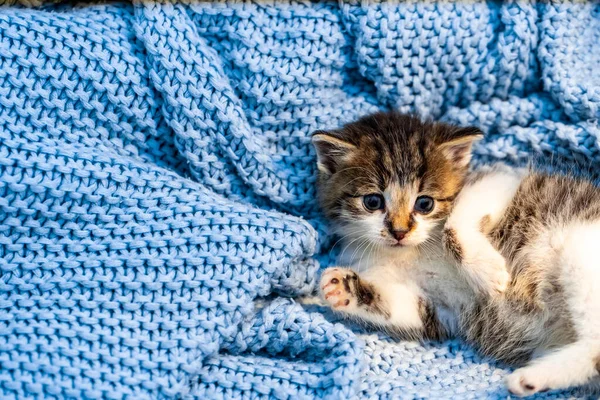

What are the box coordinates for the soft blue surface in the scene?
[1,1,599,399]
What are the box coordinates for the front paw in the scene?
[320,268,357,310]
[464,248,510,296]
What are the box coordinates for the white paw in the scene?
[483,253,510,294]
[506,367,548,397]
[467,249,510,296]
[320,268,357,310]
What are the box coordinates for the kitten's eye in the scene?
[363,194,385,211]
[414,196,434,214]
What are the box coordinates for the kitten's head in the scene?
[312,112,482,250]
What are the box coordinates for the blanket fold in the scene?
[0,1,598,399]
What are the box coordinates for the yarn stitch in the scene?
[0,1,599,399]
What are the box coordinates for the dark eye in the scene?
[414,196,434,214]
[363,194,385,211]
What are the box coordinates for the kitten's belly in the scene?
[413,252,476,336]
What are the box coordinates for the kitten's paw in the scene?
[466,249,510,296]
[482,253,510,295]
[320,268,357,310]
[506,367,548,397]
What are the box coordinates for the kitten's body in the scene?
[312,112,600,396]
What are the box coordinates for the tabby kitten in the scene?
[313,111,600,397]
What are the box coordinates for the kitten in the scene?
[312,111,600,397]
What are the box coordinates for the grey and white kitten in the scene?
[312,111,600,397]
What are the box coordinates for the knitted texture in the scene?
[0,1,599,399]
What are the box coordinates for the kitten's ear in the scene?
[312,131,357,175]
[438,127,483,168]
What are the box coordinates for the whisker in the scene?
[339,234,370,264]
[348,237,370,264]
[356,238,373,273]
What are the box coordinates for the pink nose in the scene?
[391,230,407,241]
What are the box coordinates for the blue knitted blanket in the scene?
[1,1,599,399]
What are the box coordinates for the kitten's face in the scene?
[313,112,482,250]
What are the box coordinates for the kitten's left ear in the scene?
[438,127,483,168]
[311,130,357,175]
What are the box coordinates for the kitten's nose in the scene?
[390,229,408,241]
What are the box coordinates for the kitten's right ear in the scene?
[311,131,357,175]
[438,127,484,168]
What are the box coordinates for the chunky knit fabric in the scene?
[1,1,599,399]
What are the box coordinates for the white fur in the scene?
[404,212,437,247]
[362,261,428,332]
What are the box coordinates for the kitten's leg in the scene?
[320,267,443,339]
[444,169,524,295]
[506,341,600,396]
[506,223,600,396]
